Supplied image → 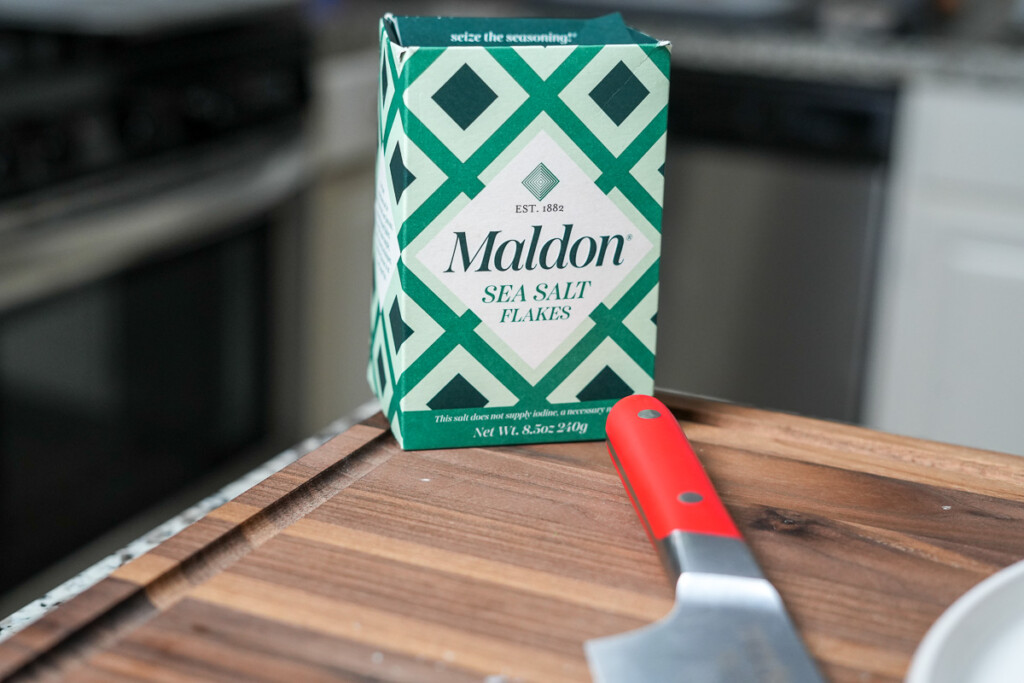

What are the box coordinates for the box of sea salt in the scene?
[369,13,670,449]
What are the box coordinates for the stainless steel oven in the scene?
[0,2,309,595]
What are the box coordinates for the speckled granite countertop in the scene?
[0,400,380,643]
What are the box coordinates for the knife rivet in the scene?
[637,409,661,419]
[679,491,703,504]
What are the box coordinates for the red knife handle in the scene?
[606,394,741,542]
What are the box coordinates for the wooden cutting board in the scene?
[3,392,1024,682]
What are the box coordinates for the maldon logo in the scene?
[522,163,559,201]
[444,224,627,273]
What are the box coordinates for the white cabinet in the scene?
[865,79,1024,455]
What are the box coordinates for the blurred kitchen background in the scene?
[2,0,1023,616]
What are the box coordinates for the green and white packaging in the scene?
[369,13,670,449]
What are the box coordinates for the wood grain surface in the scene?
[3,391,1024,682]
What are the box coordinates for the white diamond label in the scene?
[415,130,653,368]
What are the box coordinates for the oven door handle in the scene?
[0,140,306,313]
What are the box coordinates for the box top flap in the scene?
[384,13,659,48]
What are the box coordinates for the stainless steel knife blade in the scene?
[585,394,825,683]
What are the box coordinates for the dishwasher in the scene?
[657,67,897,423]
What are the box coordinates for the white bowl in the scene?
[907,559,1024,683]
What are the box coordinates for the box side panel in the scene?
[369,21,412,446]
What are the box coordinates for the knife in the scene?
[585,394,825,683]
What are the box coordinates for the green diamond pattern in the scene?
[521,163,559,201]
[428,374,488,410]
[389,300,413,352]
[431,64,497,130]
[389,146,415,202]
[576,366,632,402]
[590,60,650,126]
[376,351,387,390]
[372,19,670,437]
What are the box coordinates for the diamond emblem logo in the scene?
[589,61,650,126]
[522,163,559,201]
[432,64,498,130]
